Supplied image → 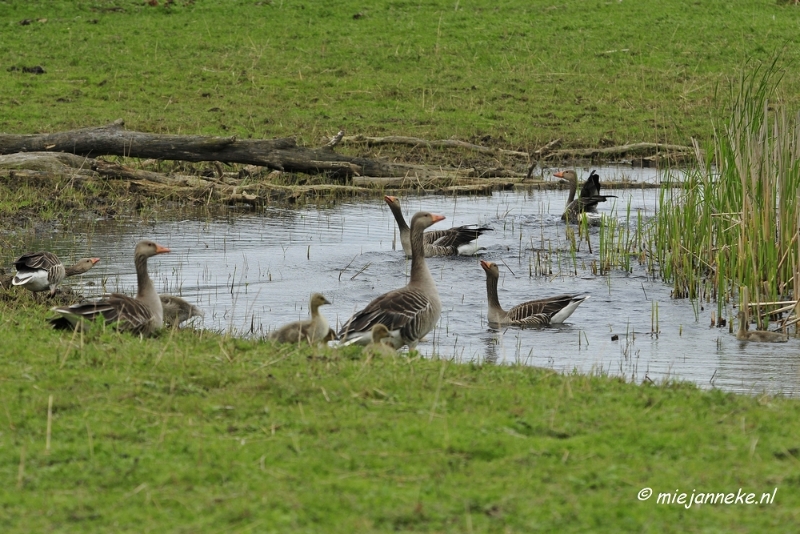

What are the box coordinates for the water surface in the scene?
[15,168,799,396]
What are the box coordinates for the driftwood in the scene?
[0,120,421,179]
[544,142,694,160]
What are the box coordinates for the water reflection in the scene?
[7,169,799,396]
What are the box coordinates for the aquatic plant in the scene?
[655,60,800,329]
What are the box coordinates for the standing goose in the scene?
[339,211,444,349]
[480,260,589,326]
[384,196,490,257]
[554,170,616,223]
[50,240,170,336]
[12,252,100,296]
[269,293,331,344]
[160,294,205,327]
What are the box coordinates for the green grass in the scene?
[1,296,800,532]
[2,0,800,148]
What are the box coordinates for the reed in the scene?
[654,61,800,328]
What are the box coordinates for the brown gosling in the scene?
[736,311,788,343]
[363,324,397,359]
[269,293,331,344]
[736,286,788,343]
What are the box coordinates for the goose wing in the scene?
[506,294,583,325]
[52,293,155,334]
[338,287,436,345]
[14,251,61,271]
[429,225,491,248]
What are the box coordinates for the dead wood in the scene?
[92,160,214,187]
[0,120,413,179]
[544,142,694,160]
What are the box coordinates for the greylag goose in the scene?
[384,195,490,257]
[736,287,788,343]
[269,293,331,344]
[555,170,616,223]
[12,252,99,296]
[50,240,170,336]
[362,324,397,358]
[160,294,205,327]
[480,260,589,326]
[339,211,444,349]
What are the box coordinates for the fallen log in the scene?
[544,142,695,160]
[0,120,417,179]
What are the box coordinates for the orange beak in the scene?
[155,244,171,254]
[553,171,565,178]
[384,195,398,203]
[480,260,492,271]
[90,258,100,264]
[430,214,446,224]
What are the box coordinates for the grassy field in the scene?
[2,0,800,149]
[1,296,799,533]
[4,2,800,532]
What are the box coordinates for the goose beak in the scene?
[155,244,171,254]
[480,260,491,271]
[384,195,398,203]
[90,258,100,265]
[553,171,565,178]
[430,214,446,223]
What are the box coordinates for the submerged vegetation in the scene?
[654,62,800,330]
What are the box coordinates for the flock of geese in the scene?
[5,169,786,347]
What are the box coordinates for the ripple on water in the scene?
[11,173,800,396]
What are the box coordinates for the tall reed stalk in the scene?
[655,60,800,311]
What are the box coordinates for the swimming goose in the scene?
[480,260,589,326]
[554,170,616,223]
[384,195,490,257]
[269,293,331,344]
[12,253,99,296]
[160,294,205,327]
[50,240,170,336]
[339,211,444,349]
[736,287,788,343]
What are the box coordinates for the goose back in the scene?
[481,260,588,326]
[339,211,444,348]
[50,240,169,336]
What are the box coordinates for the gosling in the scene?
[269,293,331,344]
[736,311,788,343]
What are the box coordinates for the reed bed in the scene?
[654,62,800,329]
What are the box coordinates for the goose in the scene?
[160,294,205,327]
[362,324,397,358]
[322,328,338,343]
[384,195,490,257]
[12,252,99,296]
[269,293,331,344]
[736,287,788,343]
[480,260,589,326]
[554,169,616,223]
[339,211,444,349]
[50,240,170,336]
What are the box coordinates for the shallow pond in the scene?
[13,167,800,396]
